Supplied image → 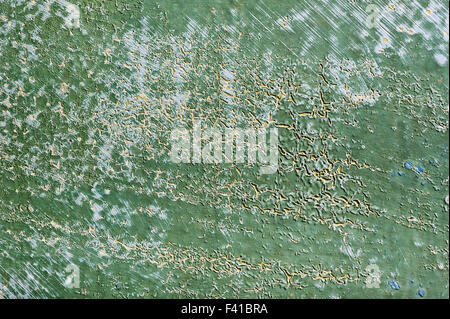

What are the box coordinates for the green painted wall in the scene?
[0,0,448,298]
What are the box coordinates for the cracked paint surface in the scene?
[0,0,448,298]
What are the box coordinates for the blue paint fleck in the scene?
[388,280,400,290]
[421,181,426,186]
[418,289,425,297]
[415,166,425,173]
[116,284,121,289]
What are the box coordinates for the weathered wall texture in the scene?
[0,0,448,298]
